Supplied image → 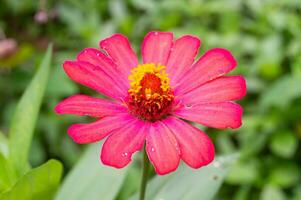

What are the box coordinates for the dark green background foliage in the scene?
[0,0,301,199]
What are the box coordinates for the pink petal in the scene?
[55,94,127,117]
[175,48,237,96]
[166,35,201,86]
[163,117,215,168]
[101,120,146,168]
[142,31,173,65]
[173,102,243,129]
[77,48,128,88]
[67,114,135,144]
[146,121,180,175]
[178,76,246,105]
[63,61,126,99]
[99,34,138,77]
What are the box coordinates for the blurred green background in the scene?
[0,0,301,199]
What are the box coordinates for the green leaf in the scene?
[269,162,300,188]
[269,131,298,158]
[8,45,52,177]
[0,154,16,192]
[130,154,237,200]
[259,75,301,109]
[260,185,286,200]
[55,143,130,200]
[0,132,9,158]
[116,164,141,200]
[46,62,78,98]
[226,158,260,185]
[0,159,62,200]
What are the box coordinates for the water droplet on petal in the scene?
[185,104,192,108]
[151,147,155,152]
[218,69,224,75]
[154,32,158,36]
[174,143,180,153]
[121,152,128,157]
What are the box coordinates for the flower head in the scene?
[127,63,174,121]
[55,31,246,175]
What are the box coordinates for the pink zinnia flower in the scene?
[55,31,246,175]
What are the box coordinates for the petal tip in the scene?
[54,103,62,114]
[182,34,202,46]
[153,164,178,176]
[231,105,243,129]
[238,76,247,99]
[100,148,129,169]
[211,48,237,68]
[99,33,127,49]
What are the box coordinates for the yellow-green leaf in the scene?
[8,45,52,178]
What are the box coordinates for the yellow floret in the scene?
[128,63,171,96]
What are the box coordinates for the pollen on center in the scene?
[127,63,174,121]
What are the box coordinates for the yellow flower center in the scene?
[127,63,174,121]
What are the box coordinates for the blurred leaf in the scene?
[292,185,301,200]
[219,12,240,33]
[258,35,282,80]
[130,154,237,200]
[109,0,128,23]
[46,63,78,97]
[130,0,156,11]
[0,154,16,192]
[269,162,300,188]
[226,158,259,185]
[3,0,36,13]
[8,45,52,177]
[55,143,130,200]
[28,138,46,167]
[116,164,141,200]
[0,132,9,158]
[260,75,301,109]
[57,3,101,44]
[291,56,301,76]
[240,131,270,158]
[269,131,298,158]
[260,185,286,200]
[216,134,236,154]
[0,44,34,68]
[0,159,62,200]
[233,186,251,200]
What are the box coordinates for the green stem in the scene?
[139,148,150,200]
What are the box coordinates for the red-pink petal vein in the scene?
[99,34,138,77]
[174,102,243,129]
[101,120,146,168]
[163,117,215,168]
[63,61,126,99]
[178,76,246,105]
[55,94,127,117]
[77,48,128,88]
[67,114,135,144]
[142,31,173,65]
[175,48,237,96]
[146,121,180,175]
[167,35,201,86]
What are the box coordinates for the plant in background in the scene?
[55,31,246,199]
[0,46,63,200]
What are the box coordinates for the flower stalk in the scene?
[139,147,150,200]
